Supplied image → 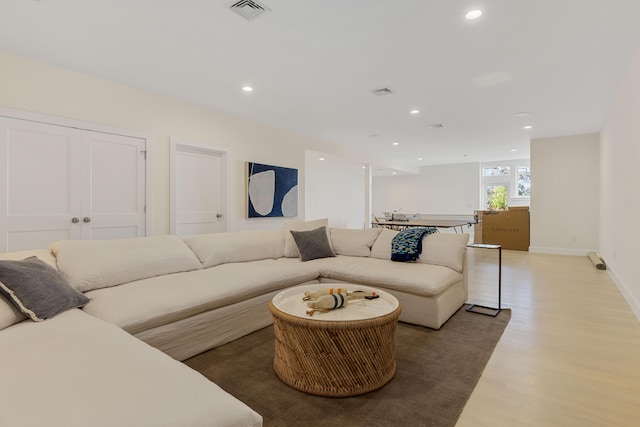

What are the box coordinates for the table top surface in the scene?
[373,219,474,228]
[272,283,399,321]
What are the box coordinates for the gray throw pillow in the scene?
[290,226,336,262]
[0,257,89,321]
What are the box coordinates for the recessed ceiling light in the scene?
[514,112,530,117]
[361,166,366,169]
[392,142,399,146]
[242,86,253,92]
[510,149,517,152]
[418,157,424,160]
[465,10,482,20]
[391,172,397,175]
[410,109,420,115]
[523,125,532,130]
[319,157,325,161]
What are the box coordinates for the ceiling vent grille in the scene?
[227,0,271,21]
[429,123,446,128]
[372,88,394,96]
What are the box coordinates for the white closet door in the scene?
[0,117,83,252]
[81,130,146,240]
[172,144,225,236]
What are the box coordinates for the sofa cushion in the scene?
[51,235,203,292]
[283,218,329,257]
[0,309,262,427]
[0,297,23,331]
[290,226,335,261]
[83,258,322,334]
[320,256,463,297]
[184,230,284,268]
[370,228,398,260]
[0,249,57,330]
[0,257,89,322]
[417,232,469,272]
[330,227,382,257]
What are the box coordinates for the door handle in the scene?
[83,217,91,223]
[71,217,80,223]
[216,213,223,219]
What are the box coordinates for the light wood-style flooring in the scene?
[456,250,640,426]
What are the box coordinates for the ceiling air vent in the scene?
[429,123,446,128]
[227,0,271,21]
[372,88,394,96]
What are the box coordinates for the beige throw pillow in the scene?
[370,228,398,260]
[330,228,382,257]
[417,232,469,272]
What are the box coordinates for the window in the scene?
[517,166,531,197]
[483,166,510,177]
[481,160,530,210]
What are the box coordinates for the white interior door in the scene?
[0,116,147,252]
[0,117,83,252]
[171,142,226,236]
[81,130,146,240]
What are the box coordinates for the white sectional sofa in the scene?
[0,220,469,427]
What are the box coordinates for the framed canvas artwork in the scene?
[247,162,298,218]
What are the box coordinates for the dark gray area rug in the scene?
[184,305,511,427]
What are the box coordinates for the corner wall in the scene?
[529,133,600,255]
[600,44,640,320]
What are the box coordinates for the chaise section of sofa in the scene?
[0,308,262,427]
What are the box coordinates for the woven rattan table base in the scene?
[269,301,401,397]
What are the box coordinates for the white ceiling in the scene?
[2,0,640,173]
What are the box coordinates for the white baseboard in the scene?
[528,246,594,256]
[603,262,640,323]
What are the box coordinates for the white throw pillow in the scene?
[417,232,469,272]
[51,235,203,292]
[370,228,398,260]
[183,230,285,268]
[283,218,329,258]
[330,228,382,257]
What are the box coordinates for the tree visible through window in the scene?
[486,185,508,210]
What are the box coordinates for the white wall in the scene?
[529,133,600,255]
[305,151,366,228]
[373,163,481,216]
[0,52,369,234]
[600,45,640,320]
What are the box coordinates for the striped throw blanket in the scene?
[391,227,437,262]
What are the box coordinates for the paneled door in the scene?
[0,117,146,252]
[0,117,83,251]
[80,130,146,240]
[170,142,226,236]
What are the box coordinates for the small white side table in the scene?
[466,243,502,316]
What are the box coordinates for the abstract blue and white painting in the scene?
[247,162,298,218]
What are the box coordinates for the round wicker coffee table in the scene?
[269,284,401,397]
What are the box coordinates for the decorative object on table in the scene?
[246,162,298,218]
[304,287,379,316]
[391,227,437,261]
